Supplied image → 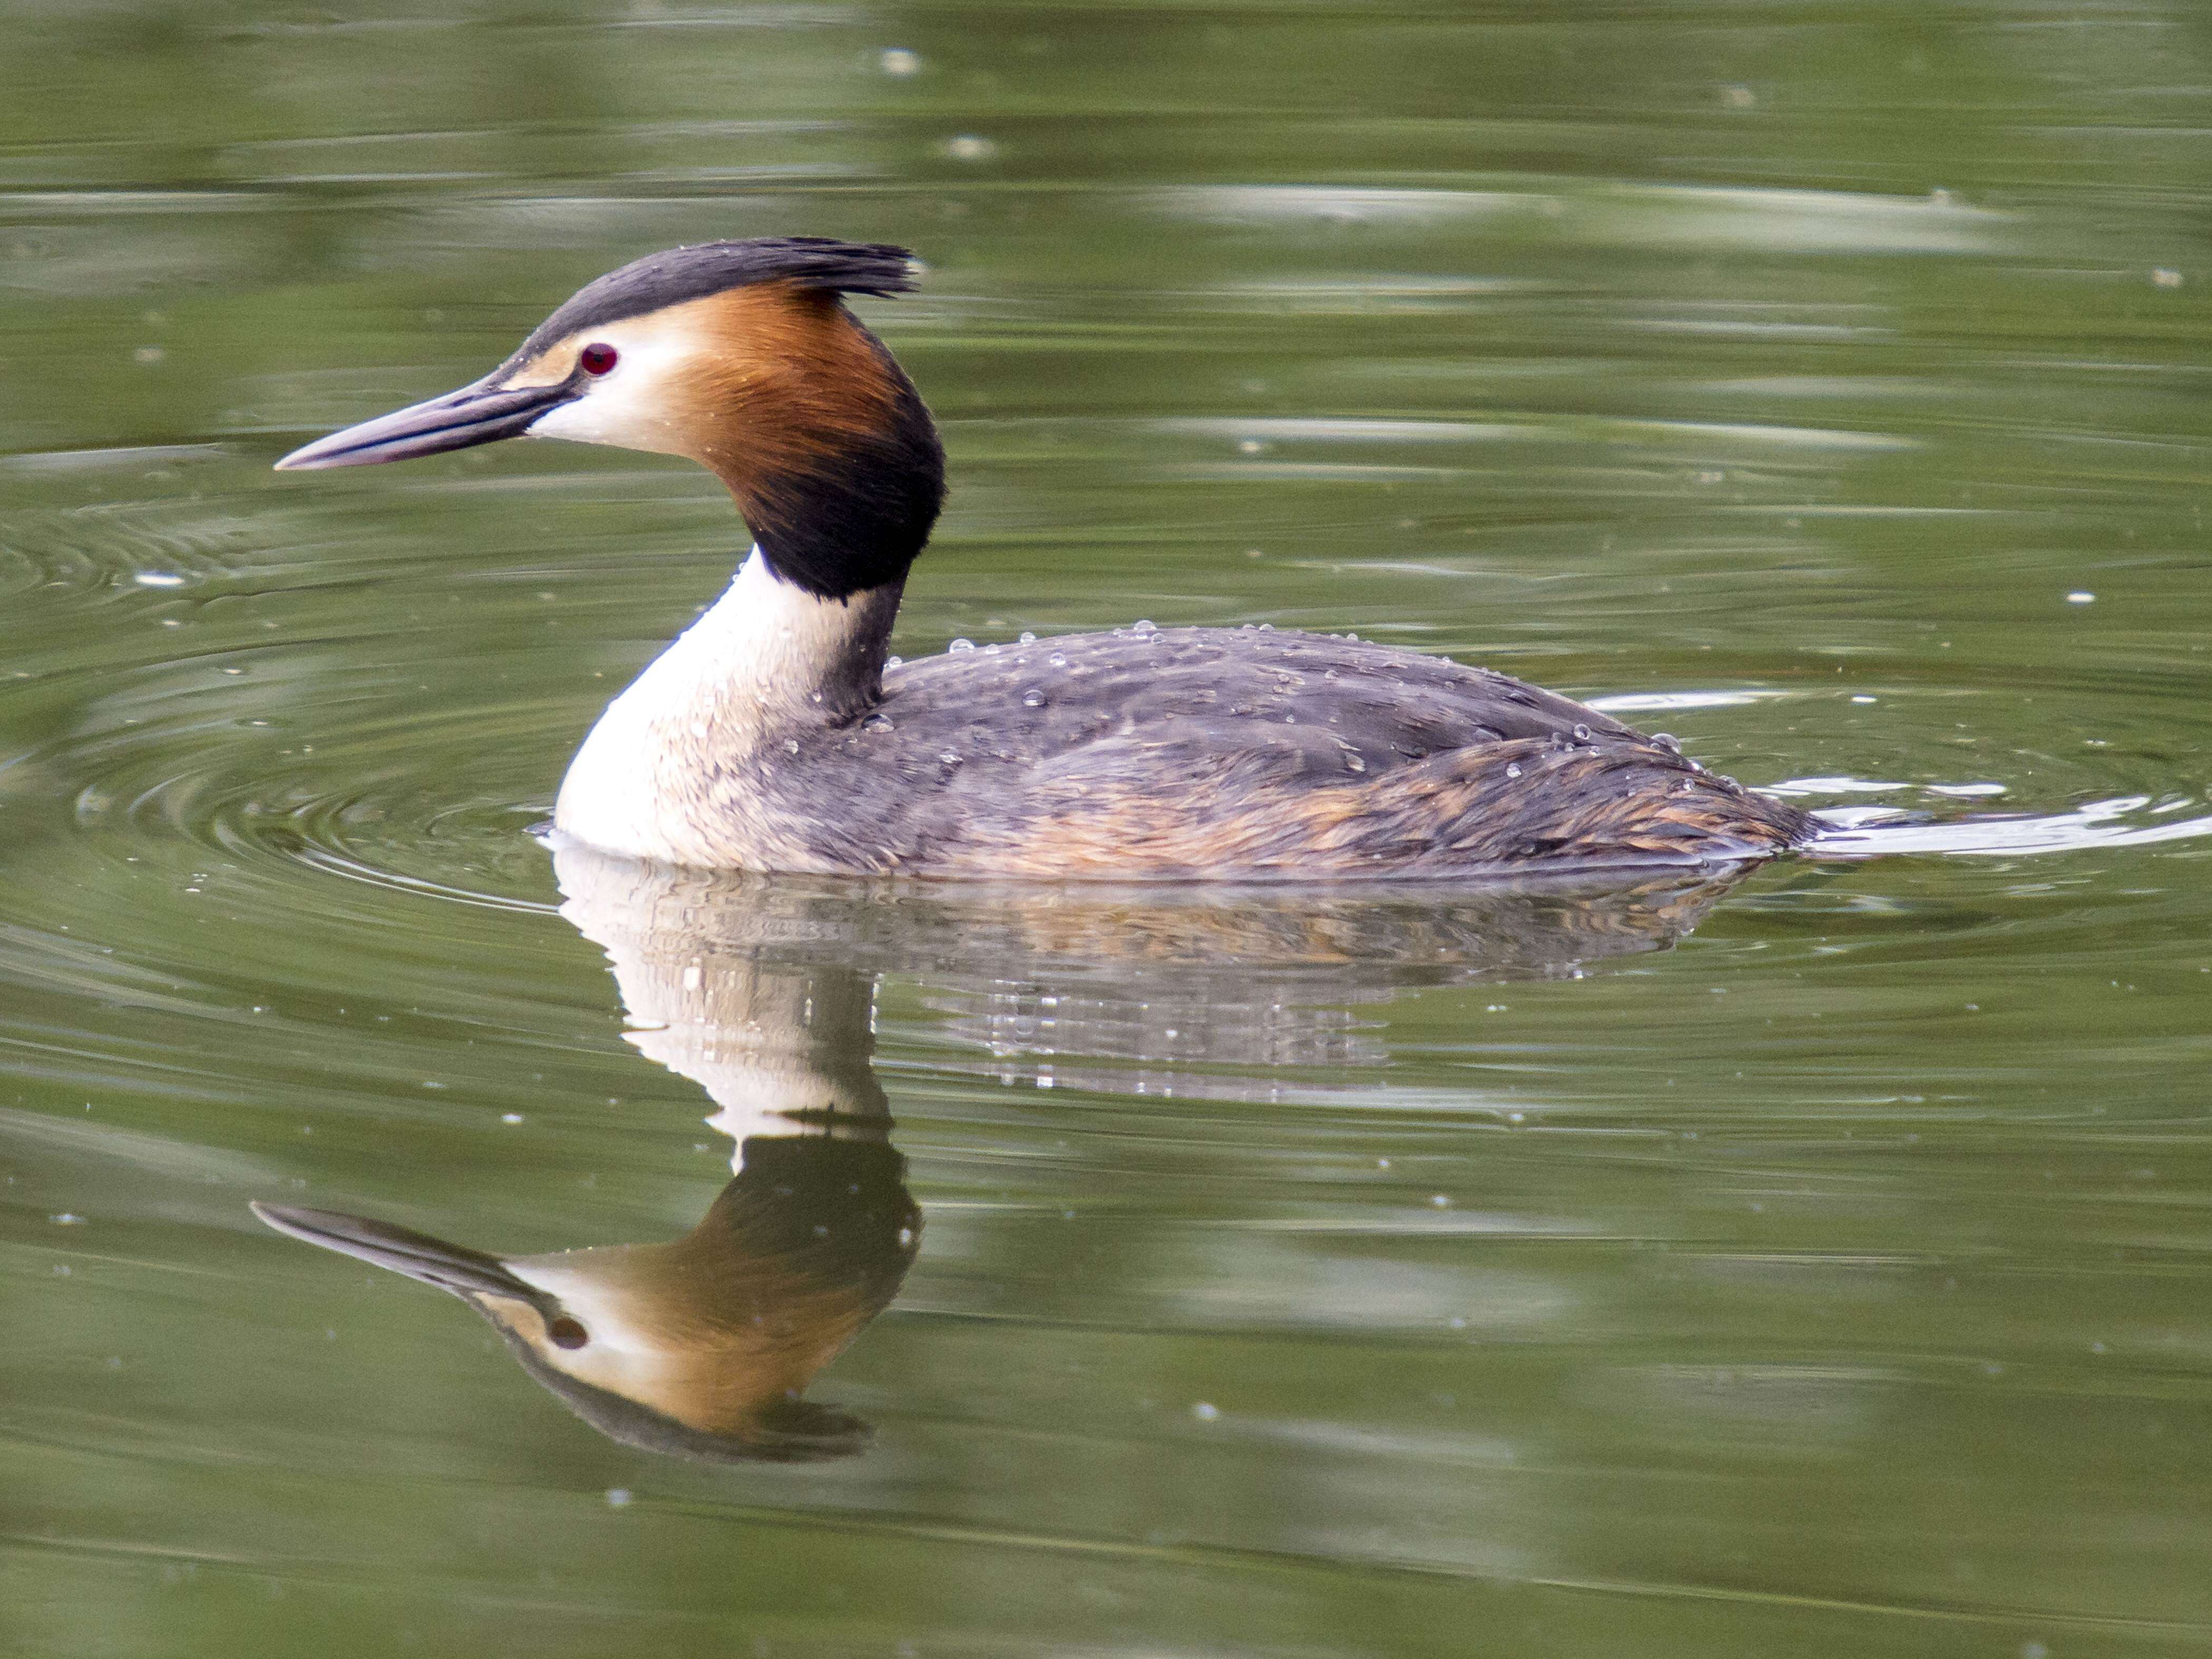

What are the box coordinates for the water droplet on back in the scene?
[1505,762,1523,779]
[949,638,975,653]
[1021,688,1047,708]
[1571,723,1591,742]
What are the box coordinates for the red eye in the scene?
[579,342,618,376]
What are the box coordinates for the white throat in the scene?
[554,549,897,866]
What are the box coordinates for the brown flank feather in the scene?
[936,734,1804,880]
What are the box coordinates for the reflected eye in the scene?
[548,1316,589,1349]
[578,343,618,377]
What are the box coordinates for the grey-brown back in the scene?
[750,626,1804,877]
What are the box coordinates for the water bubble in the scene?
[863,714,894,733]
[1048,651,1068,668]
[1345,754,1366,773]
[1133,619,1156,634]
[949,637,975,653]
[1505,763,1522,779]
[885,654,903,668]
[984,642,1001,655]
[1571,723,1591,742]
[1021,688,1047,709]
[782,738,800,755]
[1651,732,1681,754]
[1019,630,1036,644]
[937,749,963,767]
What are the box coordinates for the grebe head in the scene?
[251,1176,910,1463]
[274,236,946,599]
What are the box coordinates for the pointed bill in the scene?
[273,373,580,471]
[251,1201,542,1303]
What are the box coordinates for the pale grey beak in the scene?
[273,373,580,471]
[251,1201,544,1306]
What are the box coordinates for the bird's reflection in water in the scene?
[257,843,1763,1462]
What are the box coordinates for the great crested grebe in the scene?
[276,236,1808,877]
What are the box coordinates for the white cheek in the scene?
[525,334,695,456]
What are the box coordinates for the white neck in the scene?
[554,549,898,866]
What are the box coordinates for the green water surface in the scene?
[5,3,2212,1655]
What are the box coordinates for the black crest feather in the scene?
[517,236,920,358]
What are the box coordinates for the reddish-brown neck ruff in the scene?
[522,280,945,599]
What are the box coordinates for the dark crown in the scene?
[517,237,920,359]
